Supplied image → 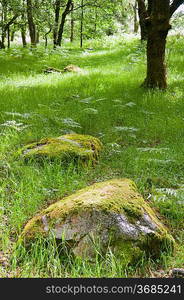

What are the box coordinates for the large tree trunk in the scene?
[27,0,36,47]
[143,0,171,89]
[57,0,72,46]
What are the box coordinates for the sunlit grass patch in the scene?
[0,36,184,277]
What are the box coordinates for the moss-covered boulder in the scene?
[21,179,174,265]
[18,134,102,165]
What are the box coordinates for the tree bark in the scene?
[70,1,74,42]
[133,1,139,33]
[36,29,39,44]
[143,0,171,89]
[21,13,27,48]
[1,32,6,49]
[45,27,52,48]
[0,0,7,48]
[11,28,15,42]
[21,27,27,47]
[20,0,27,47]
[53,0,61,48]
[80,0,84,48]
[94,6,98,35]
[57,0,72,46]
[0,14,19,49]
[7,26,10,48]
[137,0,148,41]
[27,0,36,47]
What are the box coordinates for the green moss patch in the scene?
[20,179,174,264]
[18,134,102,165]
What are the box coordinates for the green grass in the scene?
[0,35,184,277]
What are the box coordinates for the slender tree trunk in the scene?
[70,1,74,42]
[94,6,98,35]
[80,0,84,48]
[1,1,7,49]
[36,29,39,44]
[21,0,27,47]
[57,0,72,46]
[7,26,10,48]
[0,14,19,49]
[133,1,139,33]
[45,27,52,48]
[11,28,15,42]
[21,27,27,47]
[143,0,171,89]
[57,14,66,46]
[27,0,36,47]
[1,32,5,49]
[53,0,61,48]
[21,14,27,48]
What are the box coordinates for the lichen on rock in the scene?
[18,134,102,165]
[20,179,174,266]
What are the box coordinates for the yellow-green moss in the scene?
[21,178,174,255]
[112,240,144,265]
[18,134,102,165]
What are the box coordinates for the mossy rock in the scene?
[64,65,82,73]
[18,134,102,165]
[20,179,174,265]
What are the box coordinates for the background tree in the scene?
[138,0,184,89]
[26,0,36,46]
[57,0,73,46]
[0,0,20,48]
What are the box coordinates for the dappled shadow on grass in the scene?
[0,39,145,77]
[168,78,184,91]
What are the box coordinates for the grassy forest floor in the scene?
[0,35,184,277]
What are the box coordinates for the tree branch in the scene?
[4,14,19,31]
